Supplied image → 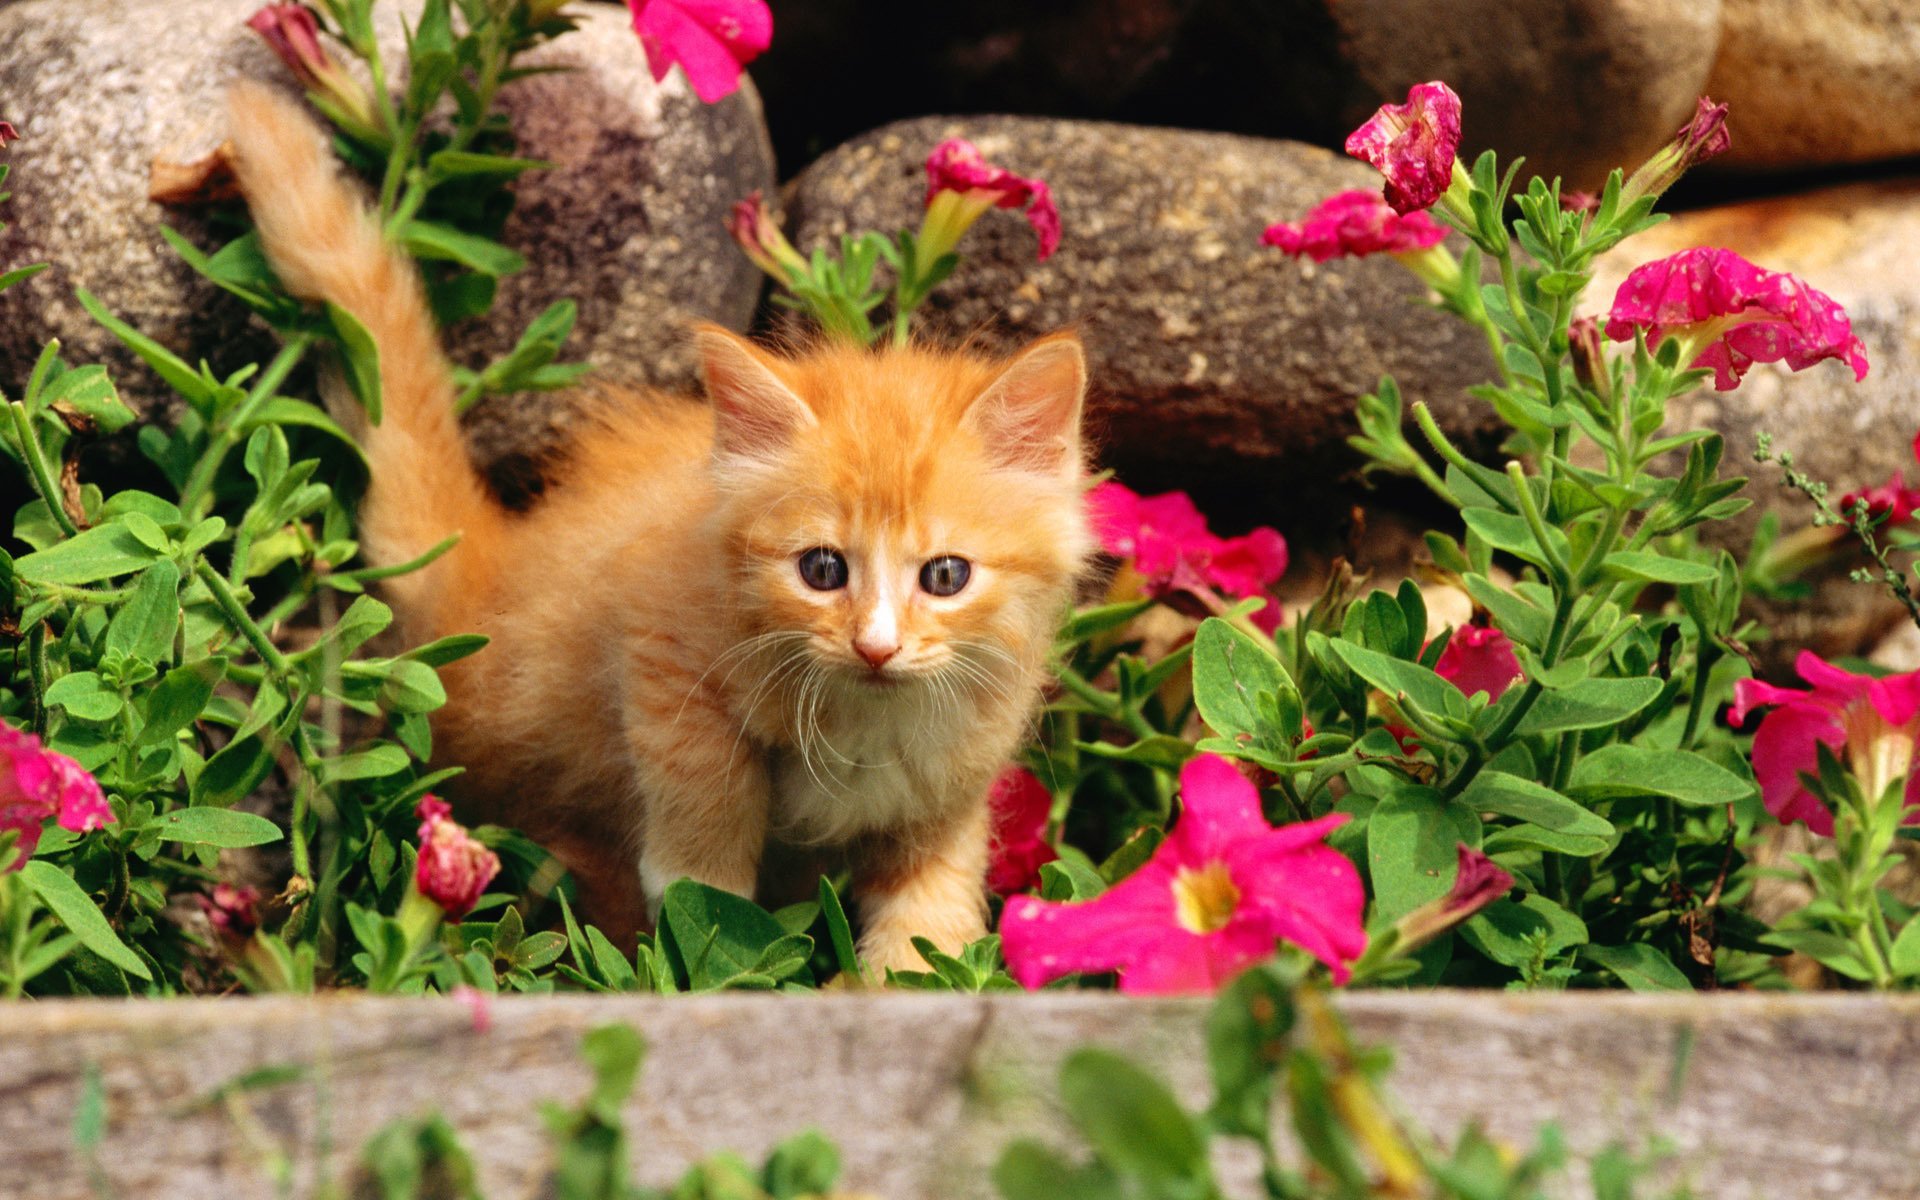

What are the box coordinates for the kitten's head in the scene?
[696,327,1093,704]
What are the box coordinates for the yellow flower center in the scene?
[1173,862,1241,934]
[1843,703,1916,806]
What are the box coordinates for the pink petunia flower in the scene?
[414,796,500,920]
[1088,481,1287,630]
[1603,247,1869,391]
[1433,624,1522,702]
[726,189,808,283]
[985,766,1058,896]
[999,754,1366,994]
[1622,96,1731,205]
[0,121,18,149]
[246,5,383,139]
[1730,651,1920,836]
[0,726,113,871]
[922,139,1061,261]
[628,0,772,105]
[196,883,264,938]
[1839,472,1920,526]
[1261,190,1447,262]
[1344,81,1463,215]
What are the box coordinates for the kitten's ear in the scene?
[696,325,816,463]
[965,333,1086,479]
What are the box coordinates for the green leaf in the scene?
[1192,617,1296,749]
[1058,1048,1212,1192]
[315,744,411,783]
[76,288,214,410]
[1461,894,1587,968]
[378,660,447,715]
[1759,929,1875,982]
[401,634,489,668]
[1891,916,1920,979]
[1511,676,1663,736]
[20,861,152,981]
[1057,598,1154,643]
[138,658,222,746]
[1458,772,1614,852]
[1368,785,1481,921]
[325,303,383,424]
[1600,551,1718,585]
[151,807,284,848]
[1039,853,1107,902]
[104,561,181,665]
[661,879,812,991]
[1326,637,1468,725]
[14,520,164,584]
[1580,943,1692,991]
[993,1141,1119,1200]
[817,876,862,982]
[425,149,551,183]
[398,219,527,277]
[1568,745,1754,807]
[42,365,135,433]
[43,672,122,722]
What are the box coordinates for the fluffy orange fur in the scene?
[225,83,1093,972]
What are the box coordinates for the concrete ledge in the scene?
[3,992,1916,1198]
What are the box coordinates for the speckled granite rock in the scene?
[1588,178,1920,660]
[785,116,1499,524]
[0,0,773,466]
[1708,0,1920,171]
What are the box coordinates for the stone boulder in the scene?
[783,115,1499,531]
[1707,0,1920,171]
[755,0,1721,197]
[1588,178,1920,658]
[0,0,774,466]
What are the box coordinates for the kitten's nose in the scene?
[853,637,898,670]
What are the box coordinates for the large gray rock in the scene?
[0,0,773,467]
[1707,0,1920,171]
[1588,178,1920,659]
[785,116,1500,527]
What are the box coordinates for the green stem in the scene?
[177,336,312,520]
[1410,402,1517,514]
[9,402,79,538]
[27,623,50,737]
[1507,461,1570,586]
[195,561,290,676]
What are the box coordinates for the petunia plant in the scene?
[729,138,1060,346]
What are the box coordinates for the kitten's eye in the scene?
[797,547,848,591]
[919,555,972,597]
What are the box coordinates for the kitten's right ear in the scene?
[696,325,815,464]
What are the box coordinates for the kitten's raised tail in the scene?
[225,82,501,611]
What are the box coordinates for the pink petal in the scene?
[999,860,1179,989]
[631,0,770,103]
[1085,481,1144,558]
[1433,624,1522,702]
[50,756,112,833]
[1205,527,1289,597]
[1166,754,1273,864]
[1344,81,1463,214]
[986,766,1058,896]
[1227,838,1368,982]
[1748,702,1841,835]
[1261,190,1447,262]
[1118,923,1262,995]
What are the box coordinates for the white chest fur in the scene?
[769,686,959,844]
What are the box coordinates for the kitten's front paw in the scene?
[857,916,985,983]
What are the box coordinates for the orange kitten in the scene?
[225,84,1092,973]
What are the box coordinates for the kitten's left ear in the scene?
[965,333,1086,479]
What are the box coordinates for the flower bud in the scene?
[1621,96,1730,205]
[1568,315,1610,404]
[1391,845,1513,952]
[0,121,18,149]
[247,5,385,143]
[413,796,500,920]
[726,190,808,284]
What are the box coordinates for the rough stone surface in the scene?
[785,115,1500,530]
[1329,0,1724,192]
[1587,178,1920,660]
[1707,0,1920,171]
[1,992,1916,1198]
[0,0,773,466]
[756,2,1722,195]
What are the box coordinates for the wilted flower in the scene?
[0,121,18,149]
[1839,472,1920,526]
[1261,190,1448,262]
[1568,315,1610,401]
[727,189,808,284]
[1434,624,1522,702]
[450,983,494,1033]
[1344,81,1463,215]
[1391,844,1513,952]
[0,726,113,871]
[628,0,773,105]
[1604,247,1868,391]
[414,796,500,919]
[1730,651,1920,836]
[1622,96,1731,205]
[985,766,1058,896]
[1088,481,1287,632]
[246,5,383,141]
[919,138,1061,262]
[1000,754,1366,994]
[196,884,264,938]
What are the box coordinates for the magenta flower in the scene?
[1261,190,1447,262]
[246,5,382,138]
[414,796,500,920]
[1730,651,1920,836]
[986,766,1058,896]
[1433,625,1522,702]
[628,0,772,105]
[1391,844,1513,952]
[1000,754,1366,994]
[1088,481,1288,631]
[922,139,1061,262]
[1622,96,1731,204]
[0,726,113,871]
[0,121,18,149]
[1344,81,1463,215]
[196,883,264,938]
[1840,472,1920,526]
[1604,247,1869,391]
